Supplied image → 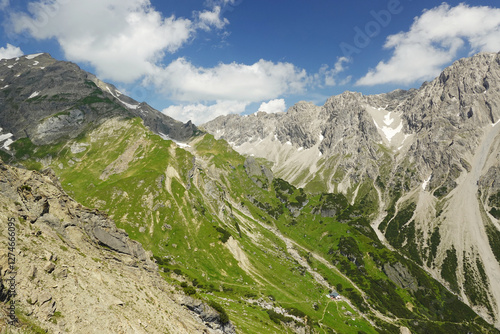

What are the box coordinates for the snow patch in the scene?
[318,151,323,157]
[297,147,304,152]
[0,129,14,150]
[0,133,13,141]
[492,119,500,127]
[159,132,191,148]
[319,133,324,142]
[286,141,292,146]
[28,91,40,99]
[1,85,9,90]
[106,86,139,109]
[373,120,403,142]
[2,138,13,150]
[383,112,394,126]
[33,61,39,66]
[7,65,13,69]
[422,175,432,191]
[25,53,43,60]
[119,99,139,110]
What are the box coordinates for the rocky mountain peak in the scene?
[204,52,500,326]
[0,53,197,149]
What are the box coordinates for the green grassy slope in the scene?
[6,117,497,334]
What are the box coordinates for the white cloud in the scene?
[318,57,351,86]
[357,3,500,86]
[162,100,249,124]
[149,57,309,102]
[0,43,23,59]
[197,6,228,31]
[258,99,286,114]
[10,0,230,82]
[0,0,9,10]
[7,0,314,125]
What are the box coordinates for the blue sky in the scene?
[1,0,500,124]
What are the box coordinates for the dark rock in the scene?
[44,262,55,274]
[180,296,237,334]
[93,226,130,254]
[383,262,418,292]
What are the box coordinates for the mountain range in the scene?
[0,51,499,333]
[203,52,500,327]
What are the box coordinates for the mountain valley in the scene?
[0,52,499,333]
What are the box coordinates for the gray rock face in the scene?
[203,87,412,193]
[180,296,237,334]
[203,53,500,196]
[0,53,198,147]
[383,262,418,292]
[400,52,500,191]
[203,53,500,200]
[244,156,273,188]
[33,109,84,144]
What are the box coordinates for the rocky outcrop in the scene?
[244,156,273,188]
[383,262,418,292]
[180,296,237,334]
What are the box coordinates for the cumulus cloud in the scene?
[197,6,228,31]
[7,0,312,124]
[258,99,286,114]
[0,0,9,10]
[149,58,309,102]
[0,43,23,59]
[9,0,230,82]
[318,57,351,86]
[357,3,500,86]
[162,100,249,124]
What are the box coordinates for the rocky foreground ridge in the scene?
[0,158,235,333]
